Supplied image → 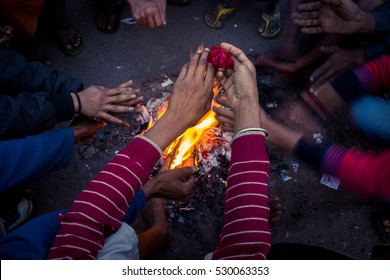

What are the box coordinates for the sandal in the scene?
[96,0,124,34]
[257,5,281,39]
[167,0,192,7]
[204,4,239,29]
[373,213,390,244]
[56,25,84,56]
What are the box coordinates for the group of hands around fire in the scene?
[74,42,263,198]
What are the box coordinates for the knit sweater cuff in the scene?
[320,144,349,177]
[230,134,267,162]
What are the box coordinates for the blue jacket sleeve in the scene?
[0,49,83,138]
[373,2,390,33]
[0,128,74,192]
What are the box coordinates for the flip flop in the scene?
[373,213,390,244]
[96,0,124,34]
[56,25,84,56]
[167,0,192,7]
[204,4,239,29]
[257,6,281,39]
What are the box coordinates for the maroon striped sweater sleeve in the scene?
[47,136,162,260]
[212,134,271,260]
[353,55,390,92]
[321,144,390,200]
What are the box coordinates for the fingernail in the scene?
[129,107,134,111]
[196,50,202,54]
[130,94,136,98]
[204,47,210,51]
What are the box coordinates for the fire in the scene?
[145,44,222,170]
[147,84,221,170]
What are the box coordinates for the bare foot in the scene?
[137,198,171,259]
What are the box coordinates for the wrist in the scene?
[233,101,262,133]
[144,113,187,151]
[70,92,81,114]
[356,12,375,33]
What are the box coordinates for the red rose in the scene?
[207,46,234,69]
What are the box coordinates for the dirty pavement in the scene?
[5,0,386,259]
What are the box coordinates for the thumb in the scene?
[173,166,198,178]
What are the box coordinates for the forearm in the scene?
[0,128,74,192]
[0,93,56,138]
[212,134,271,260]
[47,135,162,260]
[0,49,81,122]
[321,145,390,200]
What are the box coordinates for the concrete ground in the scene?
[5,0,387,259]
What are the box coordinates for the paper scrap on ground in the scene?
[121,18,137,25]
[320,174,340,190]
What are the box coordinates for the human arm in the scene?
[47,49,215,260]
[127,0,167,28]
[210,43,271,260]
[0,118,104,192]
[214,99,390,200]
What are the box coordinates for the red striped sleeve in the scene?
[213,134,271,260]
[47,136,161,260]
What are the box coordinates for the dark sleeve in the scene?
[373,2,390,33]
[0,49,83,124]
[364,34,390,60]
[0,92,56,138]
[0,128,74,192]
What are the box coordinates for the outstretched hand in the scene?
[309,45,365,89]
[214,42,261,132]
[142,166,197,200]
[77,80,144,127]
[291,0,372,35]
[128,0,167,28]
[144,48,215,150]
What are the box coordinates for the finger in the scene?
[310,60,332,83]
[220,124,234,133]
[187,50,202,77]
[118,80,134,88]
[296,1,322,12]
[181,177,195,195]
[98,112,130,127]
[220,42,250,68]
[103,104,139,114]
[292,18,319,27]
[204,59,215,86]
[173,166,198,178]
[292,11,319,20]
[177,63,189,80]
[195,49,210,79]
[301,26,323,34]
[158,2,167,25]
[214,96,232,108]
[108,90,141,103]
[153,13,162,27]
[117,96,145,107]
